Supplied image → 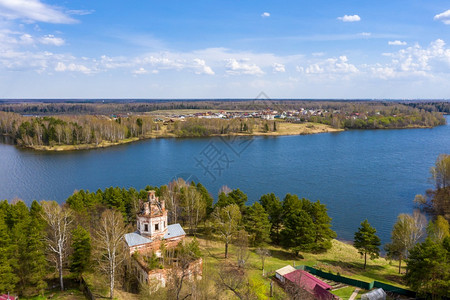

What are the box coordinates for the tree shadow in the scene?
[265,248,303,261]
[318,259,385,273]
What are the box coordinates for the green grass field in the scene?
[193,235,406,299]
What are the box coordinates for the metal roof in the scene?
[276,265,296,276]
[124,232,152,247]
[164,223,186,239]
[284,269,333,291]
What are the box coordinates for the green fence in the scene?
[296,266,416,297]
[373,281,416,297]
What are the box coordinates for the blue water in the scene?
[1,116,449,244]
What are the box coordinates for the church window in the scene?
[155,223,159,231]
[144,224,148,232]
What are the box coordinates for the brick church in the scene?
[124,190,186,255]
[124,190,202,286]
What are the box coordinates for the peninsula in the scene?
[0,100,447,151]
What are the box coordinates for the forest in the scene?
[1,100,450,116]
[0,154,449,299]
[0,181,337,299]
[0,100,447,149]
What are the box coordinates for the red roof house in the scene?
[284,269,336,300]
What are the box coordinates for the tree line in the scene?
[0,111,278,148]
[0,112,158,147]
[1,100,449,116]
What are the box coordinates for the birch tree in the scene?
[93,209,127,299]
[212,204,241,258]
[182,185,205,235]
[41,201,73,291]
[385,212,426,274]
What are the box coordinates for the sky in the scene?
[0,0,450,99]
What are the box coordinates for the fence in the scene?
[296,265,416,297]
[80,276,95,300]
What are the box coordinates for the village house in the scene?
[124,190,202,286]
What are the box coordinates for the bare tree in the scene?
[219,185,232,196]
[430,154,450,189]
[182,185,205,235]
[162,178,187,224]
[41,201,73,291]
[255,248,270,275]
[93,209,127,299]
[166,240,202,300]
[215,262,256,300]
[235,230,250,268]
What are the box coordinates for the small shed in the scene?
[361,288,386,300]
[275,265,296,283]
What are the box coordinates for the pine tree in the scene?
[0,212,18,293]
[353,219,381,269]
[309,201,336,252]
[244,202,271,246]
[281,209,315,255]
[11,201,31,295]
[259,193,283,243]
[70,225,92,280]
[26,212,48,295]
[405,237,450,298]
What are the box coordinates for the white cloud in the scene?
[300,55,359,75]
[193,58,214,75]
[337,14,361,22]
[0,0,76,23]
[54,62,91,74]
[434,9,450,25]
[225,59,264,76]
[66,9,94,16]
[19,33,33,45]
[132,67,148,75]
[388,40,407,46]
[359,32,371,37]
[272,63,285,73]
[261,12,270,18]
[39,34,64,46]
[370,39,450,78]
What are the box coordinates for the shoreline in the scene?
[8,122,343,152]
[1,120,445,152]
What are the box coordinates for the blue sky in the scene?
[1,0,450,99]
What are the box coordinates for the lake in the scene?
[1,116,449,244]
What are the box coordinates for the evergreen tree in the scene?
[215,189,247,210]
[353,219,381,269]
[11,201,31,295]
[281,209,315,255]
[196,183,214,217]
[244,202,271,246]
[309,201,336,252]
[26,209,48,295]
[405,237,450,298]
[259,193,283,243]
[0,212,18,293]
[70,225,92,280]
